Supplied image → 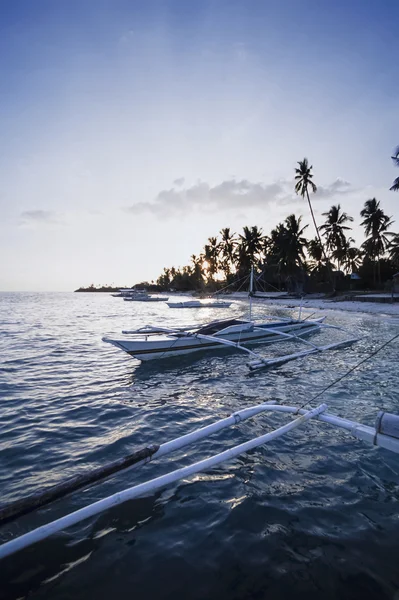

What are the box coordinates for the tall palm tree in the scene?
[295,158,333,288]
[390,146,399,192]
[360,198,393,284]
[295,159,321,246]
[319,204,354,269]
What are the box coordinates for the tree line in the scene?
[156,153,399,293]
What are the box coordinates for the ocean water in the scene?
[1,292,399,600]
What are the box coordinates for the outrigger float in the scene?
[1,401,399,560]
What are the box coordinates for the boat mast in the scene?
[249,266,254,321]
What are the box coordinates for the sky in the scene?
[0,0,398,291]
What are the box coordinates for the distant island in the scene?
[75,282,161,293]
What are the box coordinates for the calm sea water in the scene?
[1,292,399,600]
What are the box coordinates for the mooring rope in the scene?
[208,272,251,297]
[296,330,399,412]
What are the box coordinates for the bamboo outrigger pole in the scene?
[0,445,159,526]
[0,404,326,560]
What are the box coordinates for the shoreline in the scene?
[227,292,399,317]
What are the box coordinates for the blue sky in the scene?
[1,0,398,290]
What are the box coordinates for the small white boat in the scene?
[124,294,168,302]
[112,288,144,298]
[167,300,231,309]
[112,289,168,302]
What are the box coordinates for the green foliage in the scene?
[154,196,395,293]
[319,204,354,271]
[360,198,394,285]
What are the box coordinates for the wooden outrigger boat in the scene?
[103,269,358,368]
[102,316,357,368]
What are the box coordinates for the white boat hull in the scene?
[103,320,323,361]
[167,301,231,308]
[124,296,169,302]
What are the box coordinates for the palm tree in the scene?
[344,246,363,274]
[331,236,355,273]
[219,228,237,278]
[360,198,393,285]
[319,204,354,270]
[295,158,333,288]
[267,216,308,290]
[282,214,308,269]
[236,226,264,272]
[190,254,205,289]
[390,146,399,192]
[232,226,263,284]
[307,237,324,273]
[157,267,171,289]
[387,233,399,266]
[295,159,321,245]
[203,237,220,281]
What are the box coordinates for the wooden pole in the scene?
[0,444,159,525]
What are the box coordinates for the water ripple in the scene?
[1,292,399,600]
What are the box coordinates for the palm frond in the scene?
[390,177,399,192]
[391,146,399,166]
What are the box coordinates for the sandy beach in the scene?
[228,291,399,317]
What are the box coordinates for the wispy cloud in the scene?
[316,178,352,199]
[280,177,354,206]
[123,177,355,218]
[19,210,60,225]
[124,179,286,217]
